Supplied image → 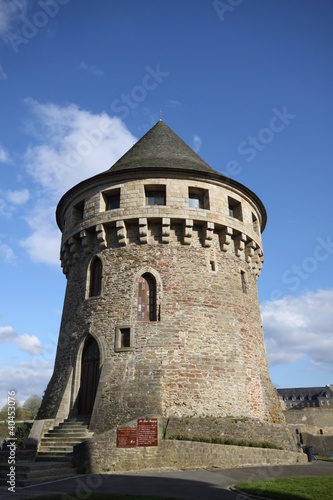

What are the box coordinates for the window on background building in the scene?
[137,273,157,321]
[103,189,120,210]
[188,187,209,209]
[89,257,102,297]
[145,185,166,206]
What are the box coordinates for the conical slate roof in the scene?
[56,119,267,232]
[109,120,216,175]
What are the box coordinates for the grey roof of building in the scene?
[277,386,333,400]
[109,120,216,175]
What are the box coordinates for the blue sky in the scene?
[0,0,332,407]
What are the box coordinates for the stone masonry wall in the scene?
[37,173,290,448]
[72,422,307,474]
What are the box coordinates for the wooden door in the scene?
[78,337,100,415]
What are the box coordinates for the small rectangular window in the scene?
[103,189,120,210]
[189,187,209,209]
[115,325,134,352]
[73,200,84,221]
[228,197,242,221]
[209,260,216,272]
[120,328,131,348]
[252,213,259,234]
[241,270,247,294]
[145,185,166,206]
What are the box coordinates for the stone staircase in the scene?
[0,417,93,488]
[0,459,76,488]
[36,416,93,461]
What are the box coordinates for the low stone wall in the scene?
[284,408,333,435]
[72,424,307,474]
[164,416,296,451]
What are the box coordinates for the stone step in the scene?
[40,437,91,445]
[36,417,93,462]
[38,445,75,453]
[35,453,74,462]
[42,431,93,439]
[0,461,76,487]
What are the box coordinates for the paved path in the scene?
[0,461,332,499]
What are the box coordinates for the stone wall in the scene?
[283,408,333,435]
[164,416,296,451]
[72,422,307,474]
[283,408,333,456]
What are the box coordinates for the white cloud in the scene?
[192,135,202,153]
[24,98,136,197]
[20,200,60,265]
[0,323,44,355]
[15,333,43,355]
[79,61,104,77]
[0,0,28,37]
[0,241,17,264]
[0,360,53,407]
[0,63,7,80]
[0,144,10,163]
[0,325,15,343]
[261,289,333,369]
[6,188,29,204]
[166,100,182,108]
[19,99,137,265]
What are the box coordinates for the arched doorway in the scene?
[78,336,100,415]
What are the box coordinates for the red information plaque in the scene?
[117,427,137,448]
[137,418,158,447]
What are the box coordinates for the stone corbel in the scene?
[80,230,91,254]
[139,218,148,244]
[68,236,80,260]
[116,220,127,246]
[60,242,70,275]
[220,226,232,252]
[96,224,107,249]
[252,248,264,278]
[184,219,193,245]
[245,240,256,264]
[204,221,214,247]
[162,218,170,244]
[234,233,247,258]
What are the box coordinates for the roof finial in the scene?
[159,108,162,121]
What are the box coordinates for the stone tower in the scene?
[37,120,292,449]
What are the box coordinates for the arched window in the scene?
[137,273,156,321]
[89,257,102,297]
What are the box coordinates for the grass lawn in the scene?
[236,475,333,500]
